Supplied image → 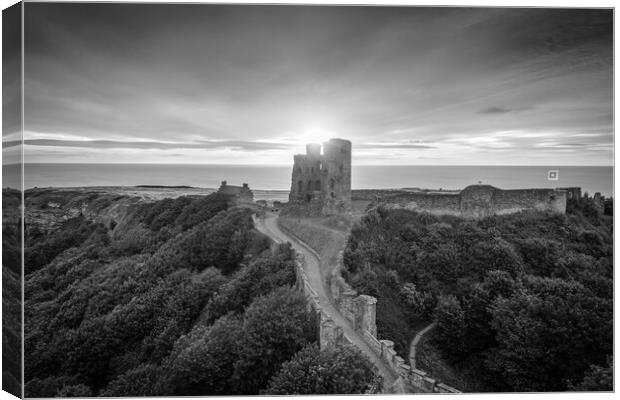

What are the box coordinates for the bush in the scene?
[263,343,381,394]
[230,287,317,394]
[163,314,244,395]
[433,295,466,360]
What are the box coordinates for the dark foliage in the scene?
[24,193,318,397]
[2,189,23,397]
[263,343,381,394]
[569,356,613,391]
[343,199,612,392]
[230,287,317,394]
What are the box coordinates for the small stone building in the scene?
[285,138,352,216]
[217,180,254,204]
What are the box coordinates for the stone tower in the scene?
[287,138,352,216]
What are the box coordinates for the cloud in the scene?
[478,106,533,114]
[20,5,612,166]
[13,139,290,151]
[357,141,435,150]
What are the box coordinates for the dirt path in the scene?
[409,322,436,369]
[253,212,398,388]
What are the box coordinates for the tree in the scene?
[570,357,613,391]
[162,314,244,395]
[433,294,466,360]
[487,275,612,391]
[100,364,164,396]
[230,287,317,394]
[263,343,381,394]
[56,384,93,397]
[203,243,296,323]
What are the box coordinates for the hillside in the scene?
[342,196,613,392]
[2,189,22,397]
[19,188,379,396]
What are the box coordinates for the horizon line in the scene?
[4,162,614,167]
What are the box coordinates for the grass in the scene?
[276,216,347,268]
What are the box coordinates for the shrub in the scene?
[263,343,381,394]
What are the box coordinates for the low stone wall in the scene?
[290,250,356,352]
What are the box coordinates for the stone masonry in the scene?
[285,138,352,216]
[217,180,254,204]
[374,184,568,219]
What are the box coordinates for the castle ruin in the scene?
[283,138,577,219]
[366,184,568,218]
[217,180,254,204]
[284,138,352,216]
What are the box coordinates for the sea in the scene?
[3,163,614,198]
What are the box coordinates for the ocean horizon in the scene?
[3,163,614,197]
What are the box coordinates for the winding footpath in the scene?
[253,212,398,389]
[409,322,436,369]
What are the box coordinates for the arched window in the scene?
[339,164,343,174]
[330,192,335,198]
[315,180,321,191]
[307,181,312,191]
[329,179,335,190]
[298,180,303,192]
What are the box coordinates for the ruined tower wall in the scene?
[286,138,352,216]
[217,181,254,204]
[322,139,352,215]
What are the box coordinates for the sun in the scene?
[298,126,334,145]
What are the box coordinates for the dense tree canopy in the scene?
[263,343,381,395]
[23,192,314,396]
[23,190,378,396]
[343,196,613,391]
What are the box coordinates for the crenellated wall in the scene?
[375,185,567,218]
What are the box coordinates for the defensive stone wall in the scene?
[328,251,460,394]
[279,220,460,393]
[375,184,567,218]
[492,187,566,216]
[289,247,359,356]
[381,191,462,217]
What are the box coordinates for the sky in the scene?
[5,4,614,165]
